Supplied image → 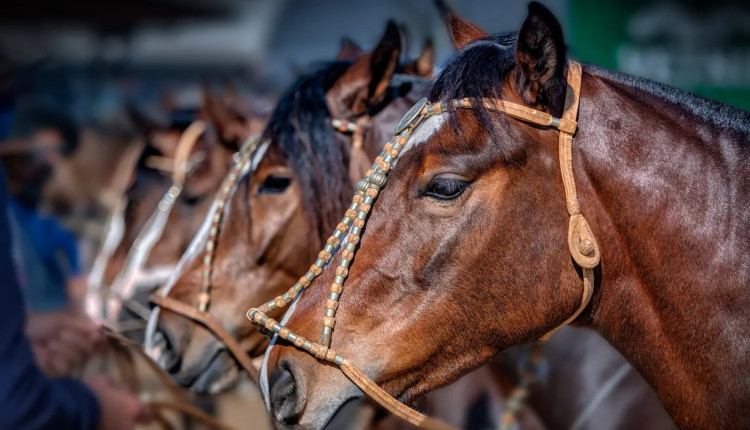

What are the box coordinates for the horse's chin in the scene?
[194,358,240,394]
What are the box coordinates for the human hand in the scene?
[26,311,103,376]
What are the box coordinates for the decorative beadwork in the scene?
[245,103,425,350]
[198,135,261,312]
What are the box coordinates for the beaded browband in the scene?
[243,60,599,430]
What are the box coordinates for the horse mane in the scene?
[586,65,750,138]
[429,32,526,165]
[261,61,354,240]
[260,61,428,240]
[430,32,750,162]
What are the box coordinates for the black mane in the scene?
[430,31,749,160]
[262,61,354,239]
[429,33,526,164]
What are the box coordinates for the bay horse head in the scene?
[262,2,750,429]
[152,21,432,394]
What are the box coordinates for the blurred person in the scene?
[0,102,88,313]
[1,162,149,430]
[0,96,107,379]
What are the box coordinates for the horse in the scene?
[157,14,673,430]
[261,3,750,429]
[146,22,549,430]
[90,97,265,330]
[151,20,436,396]
[42,117,144,235]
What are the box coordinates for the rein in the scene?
[100,327,240,430]
[244,61,600,429]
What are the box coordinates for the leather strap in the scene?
[340,360,457,430]
[151,295,260,383]
[454,97,577,134]
[101,327,239,430]
[539,61,598,341]
[171,120,206,184]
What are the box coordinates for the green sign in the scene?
[568,0,750,110]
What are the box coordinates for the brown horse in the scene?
[263,3,750,430]
[152,21,435,395]
[92,98,265,327]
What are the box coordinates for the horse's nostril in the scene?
[270,365,306,424]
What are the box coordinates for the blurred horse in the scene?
[152,20,434,395]
[263,4,749,429]
[88,97,267,334]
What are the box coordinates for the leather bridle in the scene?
[147,133,264,383]
[331,115,372,182]
[146,112,378,384]
[90,120,207,324]
[244,61,600,430]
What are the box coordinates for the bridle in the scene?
[147,111,378,383]
[146,133,264,382]
[331,115,372,181]
[244,60,600,430]
[89,120,207,324]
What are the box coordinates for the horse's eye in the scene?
[424,177,469,200]
[258,175,292,194]
[182,193,207,207]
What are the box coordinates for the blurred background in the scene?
[2,0,748,124]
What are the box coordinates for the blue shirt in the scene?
[9,200,80,311]
[0,166,100,430]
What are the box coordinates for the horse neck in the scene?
[574,67,750,428]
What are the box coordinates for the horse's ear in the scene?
[327,20,401,116]
[448,13,487,50]
[336,38,363,61]
[514,2,566,109]
[402,41,434,78]
[201,82,245,149]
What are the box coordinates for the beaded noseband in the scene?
[244,61,599,430]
